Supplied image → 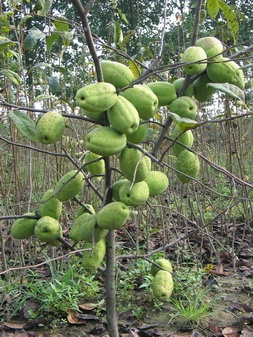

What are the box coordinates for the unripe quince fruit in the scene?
[150,258,173,276]
[86,126,127,157]
[75,82,117,113]
[76,204,95,217]
[69,213,90,242]
[126,123,148,144]
[173,77,194,97]
[119,180,149,207]
[38,189,62,219]
[193,72,216,102]
[152,270,174,301]
[147,81,177,106]
[53,170,84,202]
[119,147,151,182]
[101,60,134,89]
[175,149,200,183]
[82,239,106,270]
[36,111,65,144]
[97,202,129,230]
[207,57,245,89]
[107,96,139,135]
[11,213,37,239]
[120,84,158,120]
[111,179,129,201]
[78,214,108,243]
[195,36,223,59]
[170,126,194,157]
[84,110,105,122]
[169,96,198,120]
[34,216,62,243]
[144,171,169,196]
[181,46,207,75]
[84,152,105,177]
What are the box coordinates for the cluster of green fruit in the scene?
[11,169,85,245]
[150,258,174,302]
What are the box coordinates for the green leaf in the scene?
[54,17,69,32]
[206,0,220,19]
[207,82,245,101]
[0,69,21,85]
[168,112,198,132]
[8,111,37,142]
[0,37,15,52]
[31,62,51,70]
[128,59,140,80]
[113,20,123,46]
[219,0,239,36]
[34,94,56,102]
[24,27,46,50]
[46,33,60,51]
[47,76,61,96]
[117,8,128,24]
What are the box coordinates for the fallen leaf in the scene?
[222,326,241,337]
[240,326,253,336]
[3,322,26,329]
[79,303,97,311]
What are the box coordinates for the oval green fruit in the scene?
[119,180,149,207]
[34,216,62,243]
[120,84,158,120]
[82,239,106,271]
[175,149,200,183]
[150,258,173,276]
[96,202,129,230]
[147,81,177,106]
[84,152,105,176]
[126,123,148,144]
[101,60,134,89]
[78,213,108,243]
[86,126,127,157]
[144,171,169,196]
[76,204,95,218]
[169,96,198,120]
[152,270,174,301]
[170,126,194,157]
[69,213,90,242]
[173,77,194,97]
[53,170,84,202]
[75,82,117,112]
[38,189,62,219]
[193,72,216,102]
[181,46,207,75]
[195,36,223,59]
[11,213,37,239]
[111,179,129,201]
[36,111,65,144]
[119,147,151,182]
[107,95,139,135]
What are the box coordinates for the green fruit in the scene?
[38,189,62,220]
[120,84,158,120]
[36,111,65,144]
[69,213,90,242]
[173,77,194,97]
[97,202,129,230]
[101,60,134,89]
[11,213,37,239]
[195,36,223,59]
[119,147,151,182]
[84,110,105,122]
[75,82,117,112]
[147,81,177,106]
[76,204,95,217]
[175,149,200,183]
[111,179,129,201]
[193,72,216,102]
[82,239,106,270]
[169,96,198,120]
[150,258,173,276]
[84,152,105,176]
[170,126,194,157]
[181,46,207,75]
[86,126,127,157]
[34,216,62,243]
[107,95,139,135]
[207,57,245,89]
[119,180,149,207]
[79,213,108,243]
[152,270,174,301]
[144,171,169,196]
[53,170,84,202]
[126,123,148,144]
